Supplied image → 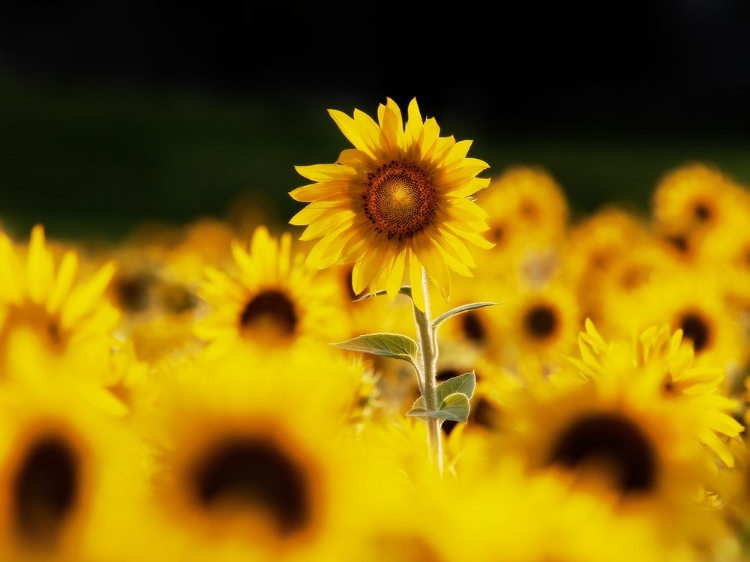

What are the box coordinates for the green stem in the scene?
[412,268,443,474]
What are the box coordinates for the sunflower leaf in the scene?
[406,372,475,416]
[331,333,418,365]
[435,371,476,404]
[436,392,471,422]
[405,392,471,423]
[352,286,413,303]
[431,301,499,331]
[404,407,431,419]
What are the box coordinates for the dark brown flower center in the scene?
[523,304,558,340]
[191,436,311,536]
[693,201,712,222]
[461,311,487,344]
[113,272,153,313]
[679,311,710,354]
[13,435,79,548]
[547,413,657,494]
[239,289,297,337]
[363,160,437,240]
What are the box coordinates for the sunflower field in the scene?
[3,96,750,562]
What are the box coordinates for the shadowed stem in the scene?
[412,268,443,474]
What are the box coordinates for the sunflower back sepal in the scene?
[330,332,418,367]
[431,302,499,331]
[406,393,471,423]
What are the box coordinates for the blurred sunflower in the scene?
[137,346,375,562]
[194,225,350,358]
[570,320,744,469]
[494,331,731,551]
[289,97,493,310]
[651,163,750,247]
[475,165,569,271]
[494,278,582,373]
[0,379,149,562]
[606,264,749,379]
[0,225,120,382]
[560,205,652,324]
[591,235,683,335]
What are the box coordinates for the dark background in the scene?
[1,2,749,242]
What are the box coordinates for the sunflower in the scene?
[194,224,350,358]
[651,163,750,245]
[136,346,376,562]
[569,319,744,469]
[475,165,569,273]
[0,225,120,382]
[605,263,750,380]
[492,331,733,552]
[0,378,149,562]
[560,205,652,324]
[289,97,493,310]
[494,278,582,373]
[591,233,684,335]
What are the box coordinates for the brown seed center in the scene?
[363,160,437,240]
[14,435,79,549]
[191,436,311,536]
[547,413,657,494]
[523,304,558,340]
[239,289,297,338]
[679,311,710,353]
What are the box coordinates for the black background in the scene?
[1,1,749,240]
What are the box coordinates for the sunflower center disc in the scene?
[14,435,79,548]
[192,437,311,536]
[363,160,437,240]
[240,289,297,338]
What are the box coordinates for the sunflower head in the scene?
[0,225,120,378]
[290,97,493,310]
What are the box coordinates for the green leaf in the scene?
[352,286,413,303]
[406,392,471,422]
[435,392,471,422]
[406,372,475,413]
[405,407,430,419]
[405,391,472,423]
[435,371,476,404]
[331,333,418,366]
[431,301,499,331]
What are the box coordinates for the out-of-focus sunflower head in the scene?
[651,163,750,244]
[477,165,569,257]
[136,347,379,562]
[0,225,122,386]
[194,224,351,359]
[0,379,150,562]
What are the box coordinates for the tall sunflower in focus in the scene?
[289,97,493,310]
[194,225,350,358]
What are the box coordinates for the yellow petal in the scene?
[409,252,426,312]
[26,224,54,305]
[61,261,117,330]
[46,250,79,314]
[412,237,451,300]
[385,243,407,300]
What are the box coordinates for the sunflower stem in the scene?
[412,268,444,475]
